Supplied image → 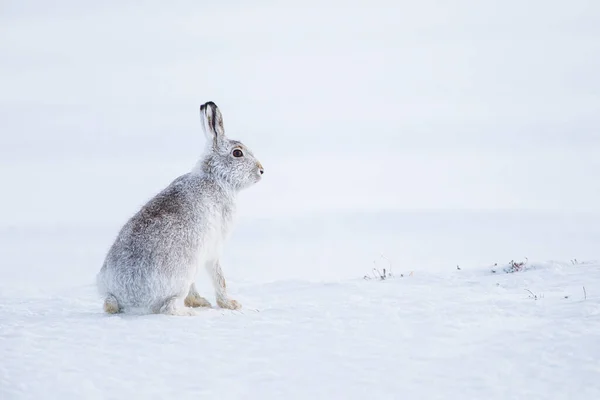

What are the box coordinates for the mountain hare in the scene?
[96,102,264,315]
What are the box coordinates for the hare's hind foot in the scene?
[157,296,198,316]
[184,293,212,308]
[185,283,212,308]
[103,294,121,314]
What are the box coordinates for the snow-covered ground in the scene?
[2,1,600,399]
[2,213,600,399]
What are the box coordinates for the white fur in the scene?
[96,101,263,315]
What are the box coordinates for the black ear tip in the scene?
[200,101,218,113]
[202,101,218,110]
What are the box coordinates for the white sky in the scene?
[1,1,599,226]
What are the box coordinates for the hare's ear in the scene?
[199,101,225,147]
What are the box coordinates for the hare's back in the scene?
[106,174,201,268]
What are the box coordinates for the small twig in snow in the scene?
[491,263,498,273]
[381,254,393,277]
[365,255,398,280]
[583,286,587,300]
[525,289,539,300]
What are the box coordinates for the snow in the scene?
[3,264,600,399]
[2,1,600,399]
[2,215,600,399]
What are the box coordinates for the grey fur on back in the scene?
[96,101,263,315]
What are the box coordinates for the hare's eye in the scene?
[232,149,244,158]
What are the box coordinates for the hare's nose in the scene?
[259,169,264,175]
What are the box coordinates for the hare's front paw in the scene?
[217,298,241,310]
[184,293,212,308]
